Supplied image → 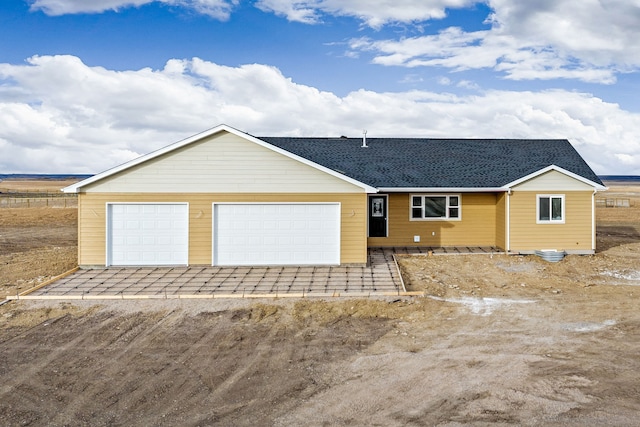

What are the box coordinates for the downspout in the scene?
[506,189,511,252]
[592,189,596,251]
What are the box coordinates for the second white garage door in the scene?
[213,203,340,266]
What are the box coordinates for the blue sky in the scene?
[1,0,640,174]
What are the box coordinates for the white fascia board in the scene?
[62,124,377,194]
[504,164,607,191]
[378,187,506,193]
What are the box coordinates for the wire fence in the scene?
[0,193,77,208]
[596,198,633,208]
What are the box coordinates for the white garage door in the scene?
[213,203,340,266]
[108,203,189,266]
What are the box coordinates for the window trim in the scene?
[410,194,461,221]
[536,194,565,224]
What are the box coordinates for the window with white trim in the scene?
[411,195,460,220]
[537,195,564,223]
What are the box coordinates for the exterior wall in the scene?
[367,193,499,247]
[508,191,593,253]
[495,193,506,250]
[82,131,363,194]
[78,193,367,266]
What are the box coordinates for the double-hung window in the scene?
[537,195,564,223]
[411,195,460,220]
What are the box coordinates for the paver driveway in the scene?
[27,248,405,299]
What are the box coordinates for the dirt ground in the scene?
[1,180,640,426]
[0,207,77,298]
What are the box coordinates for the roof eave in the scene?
[377,187,507,193]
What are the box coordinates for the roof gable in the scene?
[63,125,376,193]
[506,165,606,190]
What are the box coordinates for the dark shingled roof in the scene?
[258,137,603,188]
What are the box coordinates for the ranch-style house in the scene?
[63,124,606,267]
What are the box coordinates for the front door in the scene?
[368,196,387,237]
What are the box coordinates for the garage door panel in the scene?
[108,203,188,266]
[125,205,140,214]
[278,221,291,230]
[213,203,340,266]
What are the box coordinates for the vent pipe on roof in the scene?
[362,130,368,148]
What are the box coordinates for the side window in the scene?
[411,196,422,219]
[537,195,564,223]
[448,196,459,218]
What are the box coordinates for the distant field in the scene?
[0,178,82,193]
[0,179,82,208]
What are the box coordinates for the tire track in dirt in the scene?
[115,311,292,425]
[0,312,122,414]
[92,312,228,422]
[157,318,284,422]
[0,309,176,425]
[36,309,248,426]
[45,309,179,426]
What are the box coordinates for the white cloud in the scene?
[255,0,474,27]
[400,74,424,84]
[349,28,620,83]
[0,55,638,174]
[29,0,473,25]
[347,1,640,83]
[29,0,237,19]
[457,79,479,90]
[29,1,640,82]
[29,0,150,15]
[488,0,640,68]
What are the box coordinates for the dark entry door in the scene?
[369,196,387,237]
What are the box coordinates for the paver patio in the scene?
[20,247,500,299]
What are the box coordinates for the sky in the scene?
[1,0,640,175]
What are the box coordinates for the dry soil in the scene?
[1,180,639,426]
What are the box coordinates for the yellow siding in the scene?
[77,193,367,266]
[368,193,498,247]
[495,193,506,250]
[83,132,364,194]
[508,191,593,252]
